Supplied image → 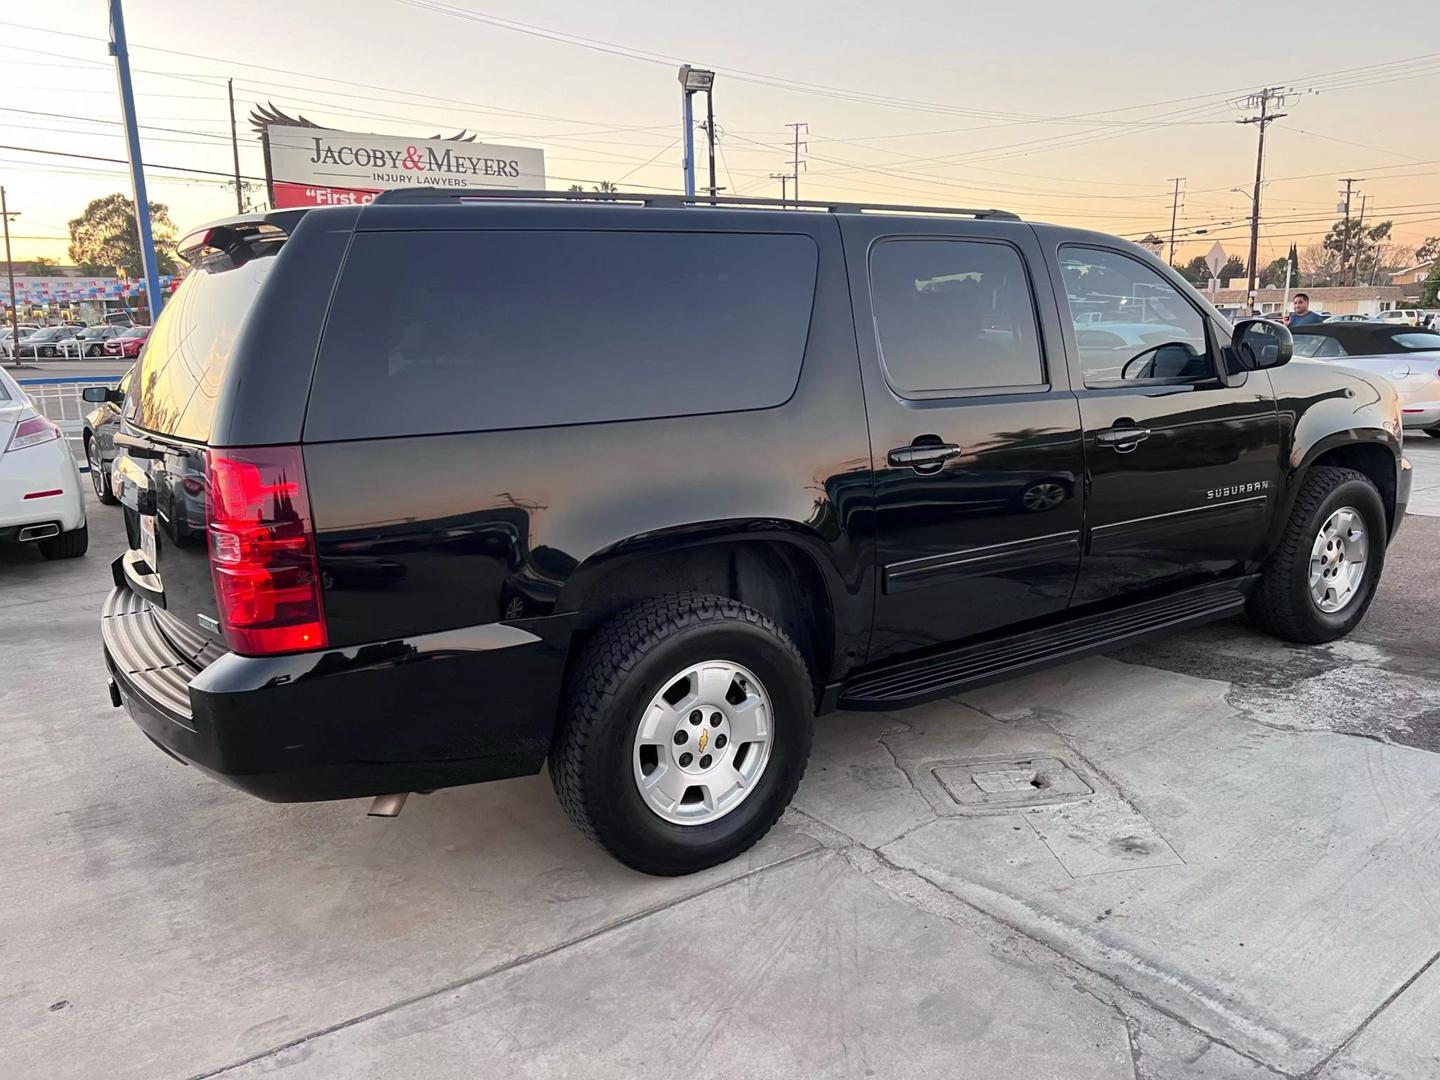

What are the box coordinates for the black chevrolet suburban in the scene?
[99,190,1412,875]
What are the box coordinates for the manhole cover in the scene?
[932,756,1093,809]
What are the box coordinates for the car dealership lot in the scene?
[2,443,1439,1080]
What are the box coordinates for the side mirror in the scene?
[1231,318,1292,371]
[82,385,124,405]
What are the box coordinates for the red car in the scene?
[103,325,151,358]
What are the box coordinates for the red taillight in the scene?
[205,446,327,656]
[6,413,61,452]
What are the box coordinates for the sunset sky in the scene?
[2,0,1437,270]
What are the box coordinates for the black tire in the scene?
[39,524,88,560]
[550,593,813,876]
[85,436,118,505]
[1247,466,1385,644]
[41,346,55,358]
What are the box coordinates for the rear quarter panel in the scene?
[303,209,875,682]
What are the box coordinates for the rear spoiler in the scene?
[176,209,310,268]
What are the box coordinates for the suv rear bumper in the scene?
[101,577,573,802]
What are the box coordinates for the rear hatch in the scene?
[117,222,294,654]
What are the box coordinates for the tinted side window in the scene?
[132,258,273,441]
[869,239,1044,395]
[1058,247,1211,386]
[306,230,818,440]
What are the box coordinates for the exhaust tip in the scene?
[367,792,409,818]
[18,523,60,542]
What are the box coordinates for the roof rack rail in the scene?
[370,187,1019,221]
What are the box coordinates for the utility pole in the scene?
[1237,88,1290,311]
[786,122,807,204]
[703,90,718,199]
[228,78,244,214]
[108,0,164,321]
[1354,193,1369,286]
[1167,177,1185,268]
[770,173,792,206]
[1,187,20,367]
[1337,177,1361,288]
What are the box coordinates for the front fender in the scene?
[1265,360,1402,550]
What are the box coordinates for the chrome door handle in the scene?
[1096,427,1151,451]
[887,442,961,472]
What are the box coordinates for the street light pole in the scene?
[228,78,244,214]
[1,186,20,367]
[108,0,164,320]
[676,66,716,200]
[680,87,696,198]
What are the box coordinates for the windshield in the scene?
[121,326,148,338]
[28,328,59,341]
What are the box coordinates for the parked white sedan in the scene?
[0,366,87,558]
[1291,323,1440,438]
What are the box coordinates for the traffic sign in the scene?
[1205,242,1228,280]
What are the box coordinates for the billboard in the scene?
[265,124,546,208]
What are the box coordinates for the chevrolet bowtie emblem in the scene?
[698,728,710,753]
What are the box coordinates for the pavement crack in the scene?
[1297,946,1440,1080]
[1124,1011,1145,1080]
[184,844,824,1079]
[782,808,1297,1080]
[875,733,923,799]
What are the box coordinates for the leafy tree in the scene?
[67,194,177,278]
[1300,243,1339,286]
[567,182,618,194]
[1259,257,1293,288]
[1221,255,1246,283]
[1175,255,1209,286]
[1421,262,1440,307]
[1322,217,1392,285]
[1417,236,1440,265]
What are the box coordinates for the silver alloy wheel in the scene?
[632,659,774,826]
[1309,506,1368,613]
[1022,481,1066,512]
[86,439,104,499]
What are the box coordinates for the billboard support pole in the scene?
[261,128,276,209]
[107,0,164,320]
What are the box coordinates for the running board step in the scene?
[839,577,1256,710]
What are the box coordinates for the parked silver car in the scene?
[1292,323,1440,437]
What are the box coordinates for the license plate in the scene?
[139,513,157,570]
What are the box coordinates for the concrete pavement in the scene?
[2,448,1439,1079]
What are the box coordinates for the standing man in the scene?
[1284,293,1325,327]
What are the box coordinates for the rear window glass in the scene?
[131,259,272,441]
[305,229,818,441]
[1392,332,1440,350]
